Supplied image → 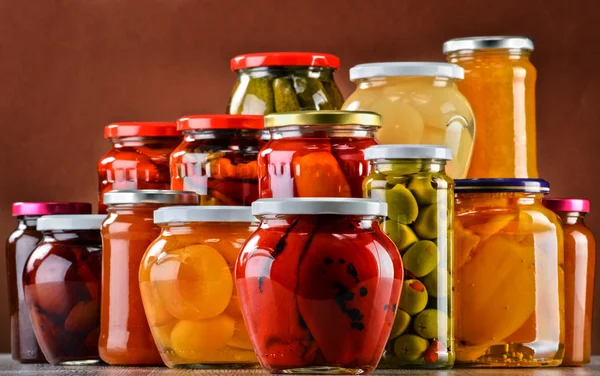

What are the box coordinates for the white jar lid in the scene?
[103,190,199,205]
[443,36,534,53]
[349,62,464,81]
[252,198,387,217]
[37,215,106,231]
[364,145,453,161]
[154,206,257,224]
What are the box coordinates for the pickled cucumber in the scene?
[293,76,334,110]
[237,77,275,114]
[322,80,345,109]
[273,77,300,112]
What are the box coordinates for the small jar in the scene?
[259,111,380,198]
[227,52,344,115]
[236,198,403,374]
[170,115,268,205]
[454,179,563,367]
[6,202,91,363]
[363,145,455,368]
[98,122,181,213]
[139,206,259,368]
[99,190,199,365]
[542,198,595,366]
[23,215,105,365]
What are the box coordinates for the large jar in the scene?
[227,52,344,115]
[23,215,105,365]
[444,36,538,178]
[454,179,563,367]
[170,115,268,205]
[139,206,259,368]
[99,190,199,365]
[542,198,595,366]
[236,198,403,374]
[98,122,181,213]
[259,111,380,198]
[6,202,91,363]
[363,145,454,368]
[343,62,473,179]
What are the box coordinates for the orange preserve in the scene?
[543,198,595,366]
[444,37,538,178]
[99,190,199,365]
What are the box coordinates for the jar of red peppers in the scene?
[236,198,403,374]
[170,115,268,205]
[23,214,105,365]
[98,122,181,213]
[6,202,91,363]
[259,111,380,198]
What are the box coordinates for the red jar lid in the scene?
[104,122,179,138]
[542,198,590,213]
[12,202,92,216]
[230,52,341,71]
[177,115,264,131]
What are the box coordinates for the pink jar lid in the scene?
[12,202,92,216]
[542,198,590,213]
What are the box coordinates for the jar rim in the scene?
[349,62,464,81]
[443,36,534,53]
[542,198,590,213]
[265,111,381,128]
[455,178,550,194]
[252,198,387,217]
[364,145,452,161]
[37,215,105,231]
[104,122,179,138]
[177,115,264,131]
[103,190,199,206]
[154,206,258,224]
[231,52,340,71]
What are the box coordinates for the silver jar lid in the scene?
[154,206,257,224]
[443,36,534,53]
[103,190,199,205]
[37,215,106,231]
[252,198,387,217]
[349,62,464,81]
[364,145,453,161]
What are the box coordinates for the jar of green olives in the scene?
[364,144,454,369]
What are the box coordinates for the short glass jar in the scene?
[227,52,344,115]
[170,115,268,205]
[236,198,403,374]
[23,214,105,365]
[99,190,199,365]
[454,179,563,367]
[259,111,380,198]
[139,206,259,368]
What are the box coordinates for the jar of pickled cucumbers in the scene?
[363,145,454,368]
[227,52,344,115]
[139,206,259,368]
[455,179,563,367]
[343,63,474,179]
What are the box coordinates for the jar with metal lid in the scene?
[170,115,268,206]
[343,62,474,179]
[139,206,259,368]
[99,190,199,365]
[259,111,380,198]
[236,198,403,374]
[444,36,538,178]
[454,179,563,367]
[363,145,454,368]
[227,52,344,115]
[23,214,105,365]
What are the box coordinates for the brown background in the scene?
[0,0,599,353]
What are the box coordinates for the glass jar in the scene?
[343,63,474,179]
[98,122,181,213]
[99,190,199,365]
[454,179,563,367]
[259,111,380,198]
[227,52,344,115]
[236,198,403,374]
[23,214,105,365]
[139,206,259,368]
[170,115,268,205]
[6,202,91,363]
[363,145,454,368]
[542,198,595,366]
[444,36,538,178]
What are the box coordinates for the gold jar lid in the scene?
[264,110,381,128]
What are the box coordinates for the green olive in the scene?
[393,334,429,361]
[399,279,428,315]
[273,77,300,112]
[413,204,438,239]
[384,220,418,253]
[389,310,411,339]
[421,267,450,298]
[413,309,449,339]
[408,175,437,205]
[402,240,439,277]
[386,185,419,224]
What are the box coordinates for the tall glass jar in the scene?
[454,179,563,367]
[343,63,474,179]
[227,52,344,114]
[363,145,454,368]
[444,36,538,178]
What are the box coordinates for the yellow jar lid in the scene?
[264,110,381,128]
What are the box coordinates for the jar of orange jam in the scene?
[444,37,538,178]
[139,206,259,368]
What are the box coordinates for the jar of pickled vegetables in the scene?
[542,198,595,366]
[343,63,474,179]
[170,115,268,205]
[454,179,563,367]
[98,122,181,213]
[139,206,259,368]
[363,145,454,368]
[23,214,105,365]
[99,190,199,365]
[227,52,344,115]
[236,198,403,374]
[259,111,380,198]
[444,36,538,178]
